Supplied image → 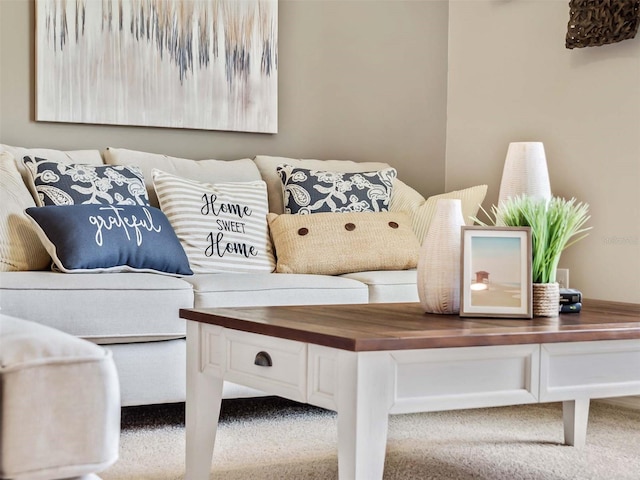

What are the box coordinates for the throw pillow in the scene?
[103,147,261,208]
[253,155,392,214]
[267,211,419,275]
[0,152,51,271]
[277,164,397,214]
[22,156,149,207]
[390,180,488,243]
[1,144,103,191]
[152,169,276,274]
[25,205,193,275]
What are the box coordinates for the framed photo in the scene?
[460,226,532,319]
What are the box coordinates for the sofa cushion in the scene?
[267,211,419,275]
[153,169,275,274]
[104,147,261,207]
[277,164,397,214]
[0,272,193,342]
[22,156,149,206]
[25,205,193,275]
[390,180,488,243]
[184,273,369,308]
[253,155,391,214]
[340,270,419,303]
[0,144,103,191]
[0,152,51,271]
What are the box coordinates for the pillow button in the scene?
[388,221,399,229]
[345,223,356,231]
[298,227,309,236]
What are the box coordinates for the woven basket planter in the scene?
[417,199,465,314]
[533,282,560,317]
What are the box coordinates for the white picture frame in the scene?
[460,226,532,319]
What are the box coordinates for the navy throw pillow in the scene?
[25,204,193,275]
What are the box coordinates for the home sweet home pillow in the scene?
[152,169,276,273]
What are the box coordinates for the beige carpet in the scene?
[101,397,640,480]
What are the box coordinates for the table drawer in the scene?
[540,339,640,402]
[224,329,307,402]
[390,344,540,414]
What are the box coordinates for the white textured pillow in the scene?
[105,148,261,208]
[0,152,51,271]
[390,180,488,243]
[152,169,275,274]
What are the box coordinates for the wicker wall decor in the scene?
[566,0,640,49]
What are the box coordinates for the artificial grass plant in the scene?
[475,196,591,284]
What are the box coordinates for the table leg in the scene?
[336,352,393,480]
[185,322,225,480]
[562,398,590,448]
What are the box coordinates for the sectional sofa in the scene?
[0,144,487,407]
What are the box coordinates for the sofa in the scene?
[0,144,487,407]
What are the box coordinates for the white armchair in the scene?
[0,315,120,480]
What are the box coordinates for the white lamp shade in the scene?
[498,142,552,205]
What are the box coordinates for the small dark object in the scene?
[560,288,582,304]
[254,351,273,367]
[566,0,640,49]
[560,302,582,313]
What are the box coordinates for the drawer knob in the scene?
[254,351,273,367]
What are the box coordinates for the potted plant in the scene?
[475,196,591,316]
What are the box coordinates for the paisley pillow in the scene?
[276,165,397,214]
[22,156,149,207]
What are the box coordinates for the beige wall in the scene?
[446,0,640,303]
[3,0,638,303]
[0,0,448,198]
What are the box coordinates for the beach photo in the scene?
[460,227,532,318]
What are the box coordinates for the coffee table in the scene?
[180,301,640,480]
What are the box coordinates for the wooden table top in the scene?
[180,301,640,352]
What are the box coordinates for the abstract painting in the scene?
[36,0,278,133]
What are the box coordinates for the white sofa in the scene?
[0,145,487,407]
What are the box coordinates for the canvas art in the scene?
[36,0,278,133]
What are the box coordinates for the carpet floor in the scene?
[101,397,640,480]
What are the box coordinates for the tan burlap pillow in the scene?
[267,212,419,275]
